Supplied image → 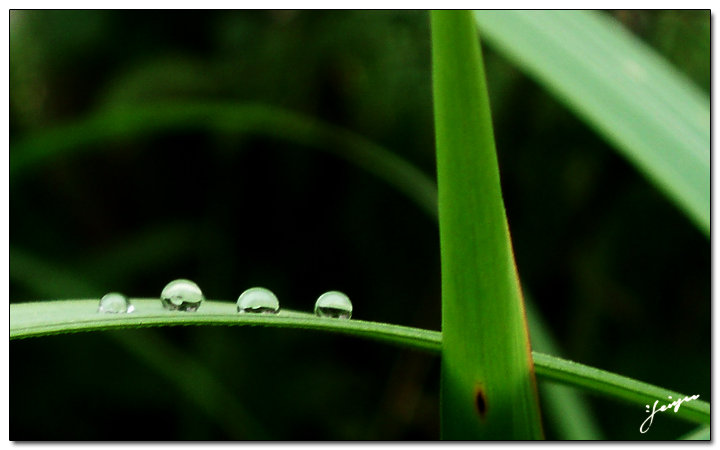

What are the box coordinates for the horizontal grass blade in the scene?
[474,10,710,234]
[11,101,438,219]
[533,352,710,426]
[10,299,442,352]
[431,10,543,439]
[10,299,709,427]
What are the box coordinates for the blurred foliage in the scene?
[10,10,709,440]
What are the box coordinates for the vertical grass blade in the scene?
[431,10,543,439]
[473,10,709,234]
[525,300,603,439]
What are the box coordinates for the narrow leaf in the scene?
[11,299,709,427]
[526,299,603,439]
[10,299,442,353]
[11,102,438,219]
[431,10,543,439]
[533,352,710,426]
[473,10,709,234]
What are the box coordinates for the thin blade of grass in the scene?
[10,298,709,427]
[431,10,543,439]
[77,223,197,285]
[10,256,271,438]
[10,248,102,298]
[533,352,710,426]
[473,10,709,234]
[10,299,442,352]
[10,102,437,220]
[526,299,603,439]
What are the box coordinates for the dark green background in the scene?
[10,10,709,440]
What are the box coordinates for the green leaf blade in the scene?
[10,299,442,353]
[474,10,709,234]
[526,300,604,439]
[431,10,543,439]
[11,102,438,220]
[10,299,710,428]
[533,352,710,426]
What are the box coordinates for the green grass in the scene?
[10,102,438,219]
[5,98,597,439]
[10,298,710,428]
[473,10,709,234]
[10,10,708,440]
[525,299,604,439]
[11,299,440,352]
[431,10,542,439]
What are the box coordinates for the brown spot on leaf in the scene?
[474,386,487,419]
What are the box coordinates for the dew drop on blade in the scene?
[98,292,135,314]
[314,291,352,319]
[161,279,204,312]
[237,287,280,314]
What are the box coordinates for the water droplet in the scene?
[315,291,352,319]
[161,279,204,312]
[237,287,280,314]
[98,292,134,314]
